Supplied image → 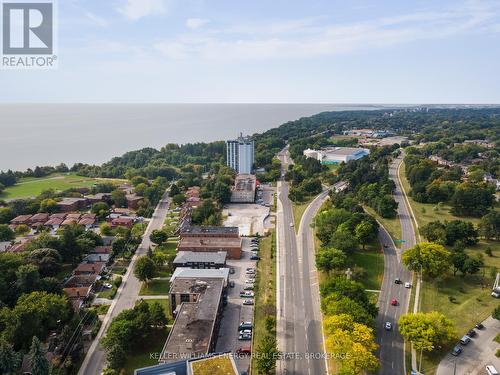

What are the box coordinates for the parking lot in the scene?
[223,184,275,236]
[216,237,258,374]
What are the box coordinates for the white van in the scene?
[486,365,499,375]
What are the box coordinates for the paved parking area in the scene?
[223,204,269,236]
[437,316,500,375]
[216,237,257,374]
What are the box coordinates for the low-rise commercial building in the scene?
[303,147,370,165]
[173,251,227,269]
[180,226,239,238]
[230,174,256,203]
[159,277,226,363]
[177,237,242,259]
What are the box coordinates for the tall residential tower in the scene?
[226,134,255,174]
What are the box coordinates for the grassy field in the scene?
[364,205,402,244]
[292,199,313,233]
[121,328,169,374]
[139,279,170,296]
[351,243,385,291]
[251,230,276,374]
[0,173,125,200]
[398,161,500,374]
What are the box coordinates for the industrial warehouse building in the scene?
[303,146,370,164]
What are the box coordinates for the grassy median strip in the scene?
[251,230,276,374]
[292,199,313,233]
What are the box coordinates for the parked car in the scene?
[103,283,113,289]
[238,333,252,341]
[290,223,294,227]
[243,299,254,305]
[239,321,253,328]
[229,281,235,288]
[236,347,251,355]
[486,365,499,375]
[245,278,255,283]
[250,255,260,260]
[460,335,471,345]
[475,322,485,329]
[240,291,255,298]
[404,282,411,288]
[246,270,255,275]
[467,329,476,338]
[229,268,236,274]
[390,298,398,306]
[244,285,254,290]
[394,278,402,284]
[451,345,462,356]
[385,322,392,331]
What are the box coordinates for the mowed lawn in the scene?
[351,244,385,291]
[121,327,170,374]
[0,173,125,199]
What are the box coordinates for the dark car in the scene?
[467,329,476,337]
[475,322,485,330]
[229,268,236,274]
[394,278,402,284]
[451,345,462,356]
[250,255,260,260]
[229,281,235,288]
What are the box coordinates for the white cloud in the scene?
[118,0,168,21]
[186,18,209,30]
[85,11,109,28]
[153,2,500,61]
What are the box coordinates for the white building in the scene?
[303,147,370,165]
[226,134,255,174]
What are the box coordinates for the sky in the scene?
[1,0,500,103]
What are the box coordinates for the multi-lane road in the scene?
[376,153,418,375]
[78,190,171,375]
[276,149,328,375]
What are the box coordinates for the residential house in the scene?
[126,194,144,210]
[73,262,106,276]
[57,197,88,212]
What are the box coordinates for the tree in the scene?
[134,256,156,284]
[402,242,451,278]
[0,207,15,224]
[29,337,49,375]
[479,212,500,241]
[39,198,58,213]
[330,228,359,254]
[321,294,375,326]
[444,220,478,246]
[355,220,378,249]
[398,312,456,350]
[421,221,446,244]
[0,339,21,374]
[16,264,40,294]
[91,202,110,220]
[451,182,494,217]
[26,248,61,277]
[324,314,379,374]
[315,248,347,273]
[149,302,168,326]
[172,193,186,206]
[2,292,72,350]
[376,194,398,218]
[169,183,180,196]
[149,229,168,245]
[0,224,14,242]
[493,306,500,321]
[111,189,127,208]
[255,335,279,374]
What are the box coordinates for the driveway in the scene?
[215,237,257,374]
[437,316,500,375]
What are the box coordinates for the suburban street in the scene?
[276,148,328,375]
[78,190,171,375]
[375,153,417,375]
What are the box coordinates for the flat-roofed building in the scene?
[180,226,239,238]
[303,147,370,165]
[57,197,88,212]
[230,174,256,203]
[170,268,230,288]
[160,277,225,363]
[177,237,242,259]
[173,251,227,269]
[135,353,238,375]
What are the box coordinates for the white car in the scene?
[385,322,392,331]
[103,283,113,289]
[404,282,411,288]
